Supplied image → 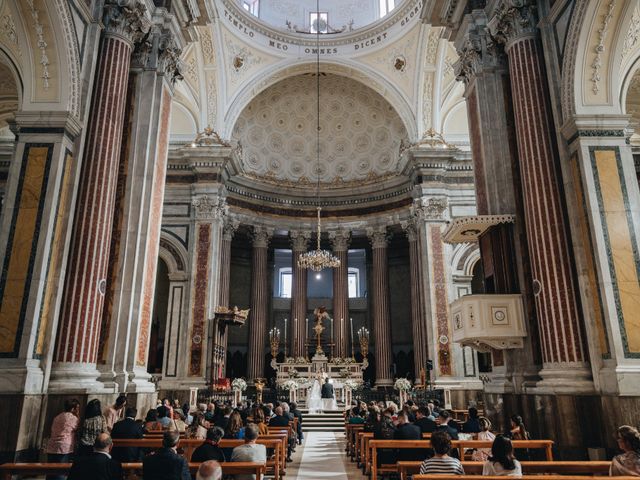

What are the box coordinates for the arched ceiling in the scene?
[231,73,408,187]
[0,63,18,132]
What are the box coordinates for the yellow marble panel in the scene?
[595,149,640,353]
[36,151,73,356]
[0,146,49,354]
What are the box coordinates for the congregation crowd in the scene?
[345,399,640,477]
[45,395,303,480]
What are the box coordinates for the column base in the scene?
[49,362,110,394]
[0,360,44,394]
[597,364,640,395]
[126,368,157,393]
[528,362,594,394]
[434,377,484,390]
[157,377,207,392]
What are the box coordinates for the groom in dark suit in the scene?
[321,378,334,399]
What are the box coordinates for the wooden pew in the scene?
[397,461,612,480]
[369,439,555,479]
[0,461,266,480]
[346,424,364,459]
[413,476,636,480]
[111,437,283,480]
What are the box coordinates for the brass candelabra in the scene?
[358,327,370,357]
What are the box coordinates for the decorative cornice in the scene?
[487,0,539,50]
[590,0,617,95]
[290,230,311,252]
[102,0,151,46]
[192,195,227,221]
[329,230,351,251]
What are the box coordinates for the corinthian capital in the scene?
[329,230,351,252]
[103,0,151,46]
[158,32,182,83]
[487,0,539,49]
[367,227,390,249]
[192,195,227,221]
[401,219,419,242]
[222,219,239,241]
[412,197,449,222]
[290,230,311,252]
[252,227,273,249]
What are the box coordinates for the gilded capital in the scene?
[103,1,151,46]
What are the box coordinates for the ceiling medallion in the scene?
[297,0,340,273]
[298,206,341,272]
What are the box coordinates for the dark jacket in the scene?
[142,447,190,480]
[321,382,334,399]
[214,416,230,431]
[436,423,459,440]
[191,441,226,463]
[394,423,424,462]
[373,417,397,466]
[68,452,123,480]
[462,418,481,434]
[110,418,144,462]
[415,417,437,433]
[268,415,290,427]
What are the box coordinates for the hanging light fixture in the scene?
[297,0,341,272]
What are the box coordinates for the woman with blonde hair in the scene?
[471,417,496,461]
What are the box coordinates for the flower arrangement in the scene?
[344,357,355,364]
[288,368,300,378]
[394,378,412,392]
[295,356,308,364]
[343,379,360,390]
[331,357,344,364]
[282,379,299,391]
[232,378,247,392]
[285,357,296,363]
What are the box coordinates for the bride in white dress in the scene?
[307,380,323,414]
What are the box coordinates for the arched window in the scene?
[279,267,292,298]
[379,0,396,17]
[243,0,259,15]
[348,267,360,298]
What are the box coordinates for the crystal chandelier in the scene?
[297,0,341,272]
[298,206,341,271]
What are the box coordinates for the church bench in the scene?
[346,424,364,459]
[0,461,267,479]
[369,439,555,479]
[412,476,636,480]
[111,437,283,480]
[358,432,431,471]
[397,461,612,480]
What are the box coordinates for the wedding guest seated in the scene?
[111,407,144,462]
[471,417,496,461]
[436,410,459,440]
[290,402,304,444]
[462,407,481,434]
[394,411,423,462]
[205,403,216,423]
[196,460,222,480]
[611,425,640,476]
[482,435,522,477]
[157,406,172,429]
[78,399,108,456]
[189,404,210,440]
[419,431,465,475]
[104,395,127,433]
[365,406,381,432]
[68,433,123,480]
[215,406,233,430]
[45,398,80,480]
[144,409,164,433]
[415,406,437,433]
[374,408,397,466]
[254,408,269,435]
[507,415,530,440]
[142,430,190,480]
[230,424,267,480]
[192,427,226,463]
[268,406,290,427]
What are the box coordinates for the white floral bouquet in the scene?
[344,357,355,364]
[282,379,299,391]
[343,379,360,390]
[295,356,308,364]
[285,357,296,363]
[288,368,300,378]
[331,357,344,364]
[394,378,412,392]
[232,378,247,391]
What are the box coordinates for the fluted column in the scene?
[51,1,150,390]
[290,231,310,358]
[330,231,350,358]
[217,220,238,378]
[489,0,591,391]
[368,227,393,386]
[404,220,428,382]
[248,227,271,381]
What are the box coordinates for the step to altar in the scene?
[300,410,345,432]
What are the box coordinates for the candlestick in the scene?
[350,317,355,359]
[284,318,288,357]
[330,318,334,359]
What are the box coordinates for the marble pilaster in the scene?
[247,227,271,381]
[368,227,393,387]
[290,230,310,358]
[488,0,593,393]
[50,1,150,392]
[330,231,350,358]
[215,219,238,379]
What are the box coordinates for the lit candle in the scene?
[330,318,333,341]
[284,318,288,356]
[306,318,309,337]
[350,318,354,354]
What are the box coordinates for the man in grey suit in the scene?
[230,423,266,480]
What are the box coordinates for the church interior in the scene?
[1,0,640,477]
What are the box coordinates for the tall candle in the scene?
[350,318,354,354]
[306,318,309,337]
[330,318,333,342]
[284,318,288,354]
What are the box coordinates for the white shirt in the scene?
[482,459,522,476]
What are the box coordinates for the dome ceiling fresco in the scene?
[232,73,409,187]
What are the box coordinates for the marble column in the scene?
[403,220,428,382]
[290,231,310,358]
[50,1,150,391]
[368,227,393,386]
[247,227,271,381]
[488,0,592,392]
[216,220,238,378]
[97,26,181,393]
[330,231,350,358]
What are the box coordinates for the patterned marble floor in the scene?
[286,431,365,479]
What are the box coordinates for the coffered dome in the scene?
[231,73,409,188]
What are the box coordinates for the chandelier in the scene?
[297,0,341,272]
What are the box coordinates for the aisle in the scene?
[286,431,363,479]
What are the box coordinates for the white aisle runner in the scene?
[290,431,355,480]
